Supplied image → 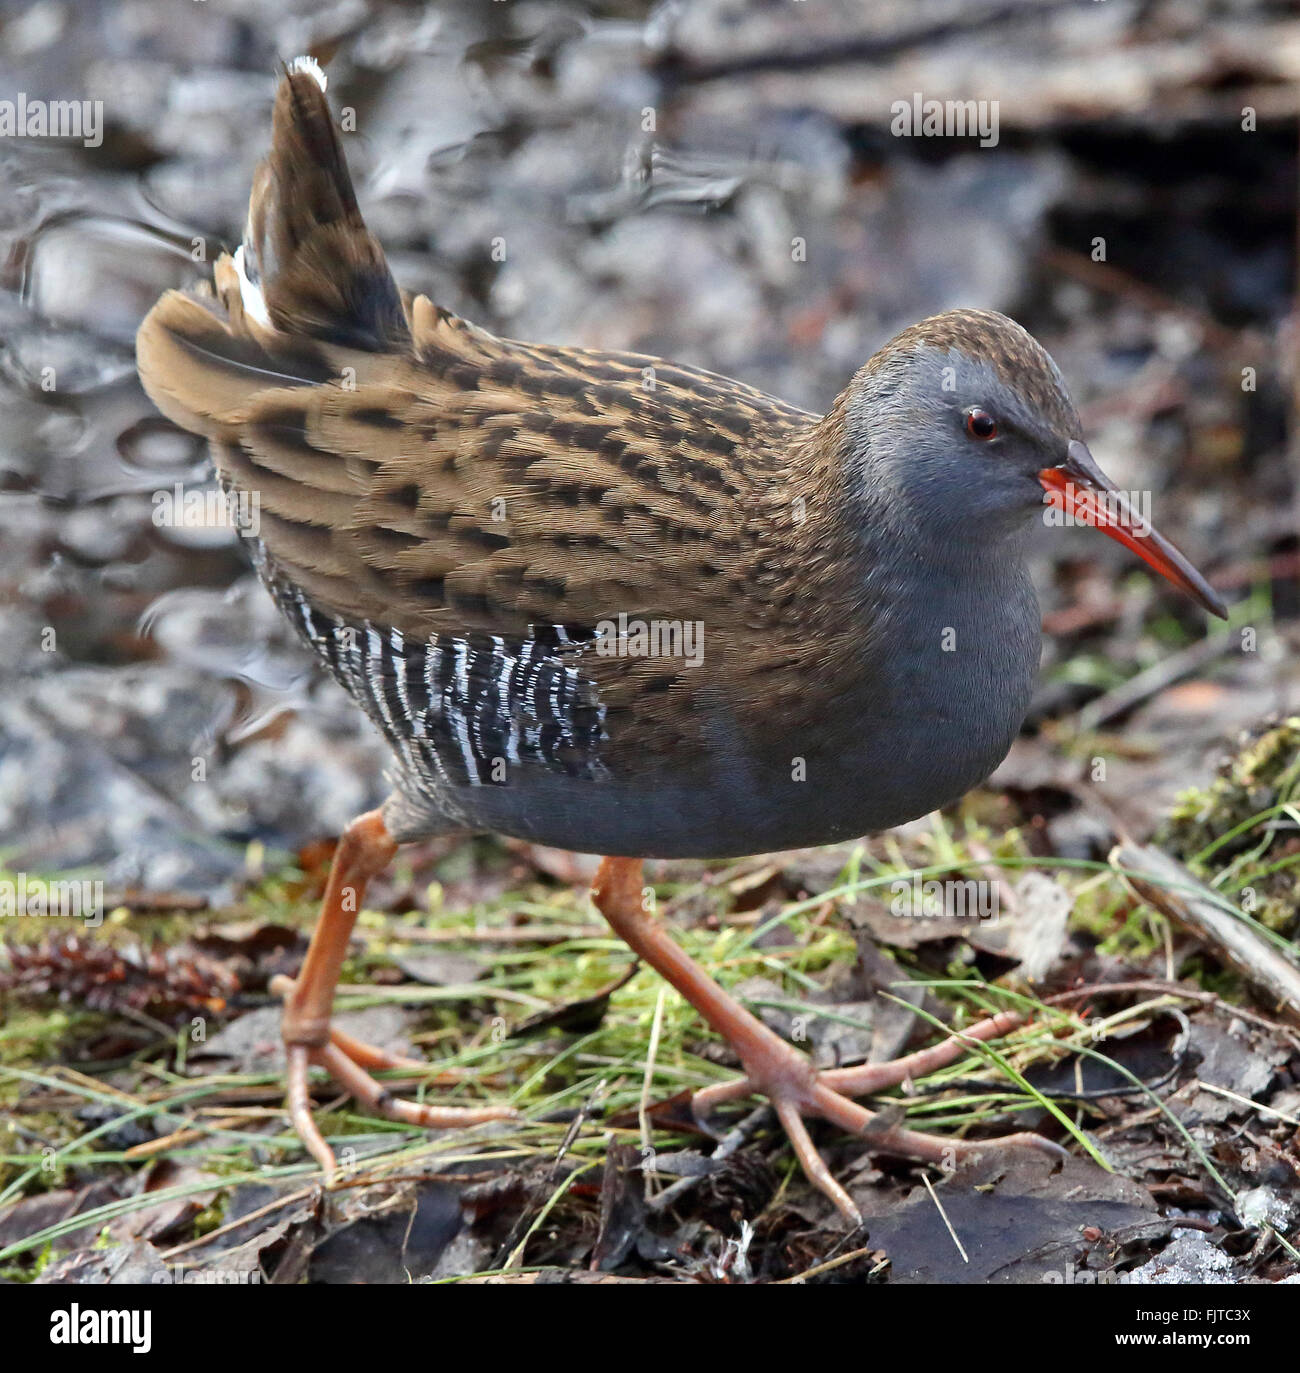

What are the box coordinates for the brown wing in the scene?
[135,64,869,784]
[141,280,817,627]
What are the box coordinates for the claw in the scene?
[286,1043,337,1180]
[592,856,1066,1222]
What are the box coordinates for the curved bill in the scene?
[1039,440,1227,620]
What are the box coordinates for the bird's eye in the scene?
[965,408,998,441]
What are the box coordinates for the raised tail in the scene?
[233,56,408,352]
[137,56,413,439]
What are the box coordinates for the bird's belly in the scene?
[398,709,1021,857]
[332,549,1043,858]
[390,633,1038,858]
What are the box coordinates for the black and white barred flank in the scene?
[250,551,609,790]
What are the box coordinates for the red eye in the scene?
[965,408,998,440]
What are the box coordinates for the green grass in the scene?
[0,804,1290,1273]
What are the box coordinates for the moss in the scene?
[1163,716,1300,848]
[1159,715,1300,935]
[190,1195,228,1238]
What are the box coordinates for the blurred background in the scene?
[0,0,1296,894]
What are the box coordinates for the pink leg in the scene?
[592,857,1064,1225]
[277,809,515,1180]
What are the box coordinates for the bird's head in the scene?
[839,307,1225,617]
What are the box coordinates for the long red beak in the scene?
[1039,440,1227,619]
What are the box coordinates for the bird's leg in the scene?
[591,856,1064,1226]
[275,808,515,1179]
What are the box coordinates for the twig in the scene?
[159,1185,316,1260]
[122,1113,253,1161]
[1111,843,1300,1024]
[1044,978,1300,1046]
[922,1172,968,1264]
[646,1105,770,1214]
[778,1246,878,1285]
[1074,633,1234,732]
[640,987,668,1200]
[1194,1082,1300,1128]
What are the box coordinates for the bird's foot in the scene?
[272,973,517,1181]
[689,1008,1067,1226]
[592,856,1065,1226]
